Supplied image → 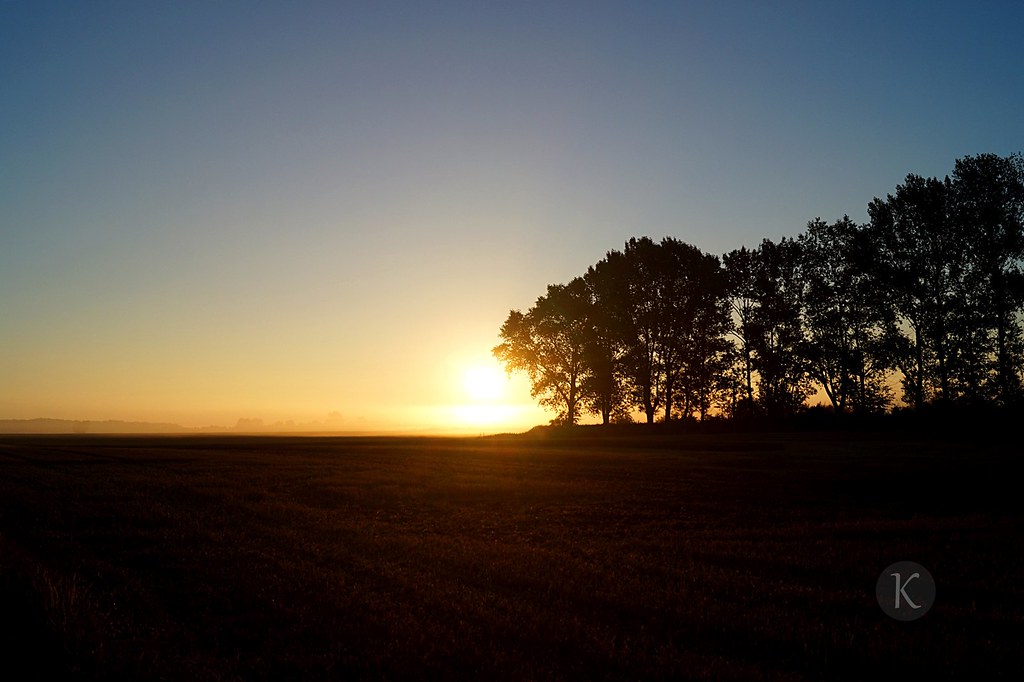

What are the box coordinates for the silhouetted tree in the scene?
[612,237,665,424]
[798,217,893,413]
[649,238,696,423]
[494,151,1023,427]
[728,237,812,417]
[581,258,632,424]
[723,246,759,414]
[597,237,732,424]
[948,153,1024,404]
[493,279,591,425]
[665,242,733,421]
[867,174,970,407]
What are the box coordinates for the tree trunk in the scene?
[643,390,655,424]
[663,379,673,422]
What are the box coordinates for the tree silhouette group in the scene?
[493,153,1024,426]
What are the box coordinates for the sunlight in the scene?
[450,403,519,428]
[408,402,545,434]
[462,363,507,402]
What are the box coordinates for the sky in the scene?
[2,1,1023,433]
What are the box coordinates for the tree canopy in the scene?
[494,153,1024,426]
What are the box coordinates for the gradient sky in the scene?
[2,1,1022,432]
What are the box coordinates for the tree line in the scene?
[493,153,1024,425]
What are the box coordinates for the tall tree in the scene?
[798,217,893,413]
[652,238,694,423]
[581,257,632,424]
[740,237,813,417]
[723,246,759,414]
[665,242,733,421]
[493,278,591,425]
[948,153,1024,404]
[866,174,967,407]
[614,237,665,424]
[605,237,733,423]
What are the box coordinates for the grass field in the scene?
[1,431,1021,680]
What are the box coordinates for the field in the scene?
[1,431,1022,680]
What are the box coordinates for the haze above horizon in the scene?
[3,1,1022,433]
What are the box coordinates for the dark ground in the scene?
[1,431,1021,680]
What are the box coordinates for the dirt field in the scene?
[1,432,1021,680]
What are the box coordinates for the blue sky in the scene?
[2,1,1022,430]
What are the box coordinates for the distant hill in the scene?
[0,418,189,434]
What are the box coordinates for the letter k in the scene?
[891,571,922,609]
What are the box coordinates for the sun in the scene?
[463,364,507,402]
[443,361,544,432]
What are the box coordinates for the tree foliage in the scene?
[493,279,591,425]
[496,153,1024,426]
[865,154,1024,407]
[798,217,893,413]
